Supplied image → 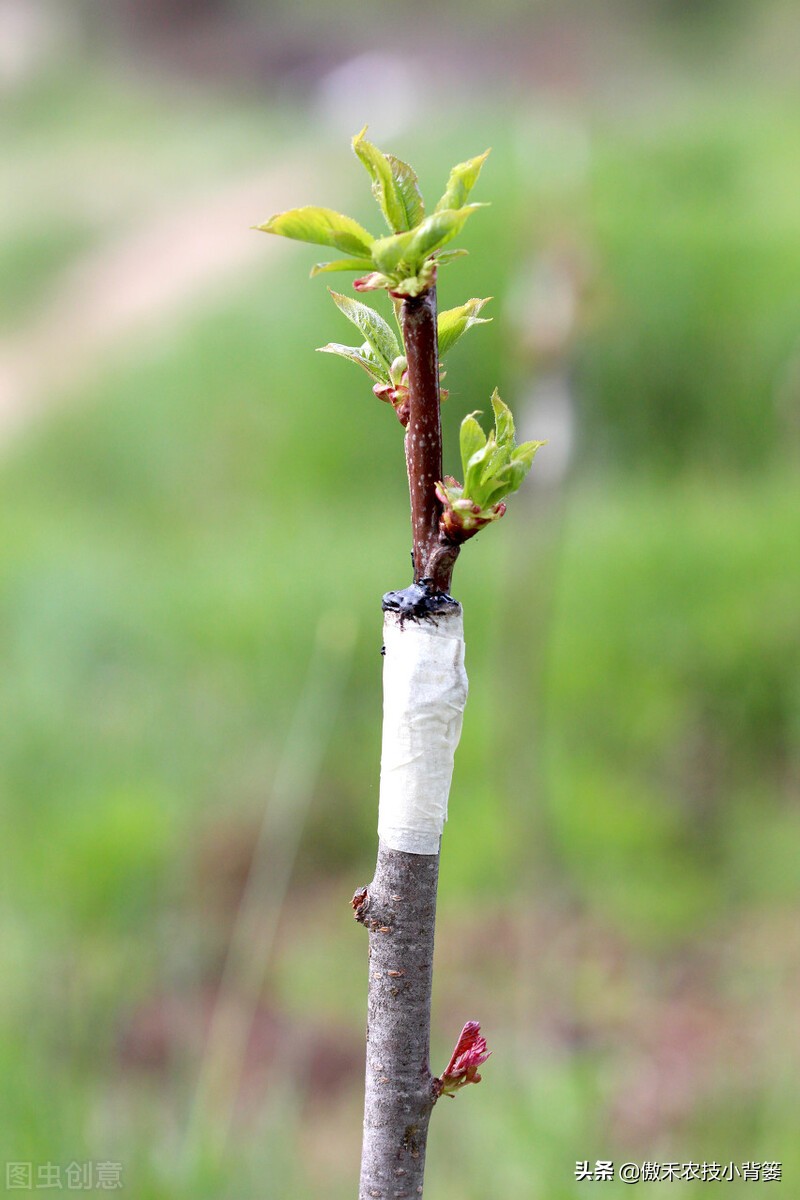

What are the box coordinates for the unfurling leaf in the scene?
[316,341,389,384]
[329,291,401,370]
[459,413,487,472]
[257,206,374,258]
[370,229,417,276]
[463,433,497,505]
[352,127,408,233]
[385,154,425,229]
[434,248,469,266]
[438,297,492,357]
[404,207,479,264]
[387,259,438,298]
[437,393,544,542]
[351,130,423,233]
[352,129,425,233]
[310,257,374,277]
[367,210,478,292]
[490,388,514,447]
[353,272,393,292]
[434,1021,491,1098]
[435,150,491,213]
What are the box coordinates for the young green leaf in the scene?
[458,395,545,510]
[257,206,374,257]
[390,265,438,298]
[404,207,479,265]
[516,439,545,468]
[317,341,389,384]
[370,229,416,276]
[490,388,515,447]
[385,154,425,230]
[329,291,401,370]
[459,412,488,474]
[480,459,520,503]
[434,248,469,266]
[310,257,375,277]
[371,215,470,283]
[463,435,496,507]
[435,150,490,213]
[352,129,426,233]
[438,297,492,357]
[480,445,544,506]
[350,128,403,233]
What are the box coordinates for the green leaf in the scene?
[329,291,400,370]
[464,441,495,507]
[368,214,478,291]
[257,206,374,257]
[317,342,389,384]
[479,439,512,505]
[438,297,492,357]
[352,129,426,233]
[352,128,406,233]
[435,150,490,213]
[310,257,374,277]
[459,413,487,479]
[370,229,416,275]
[458,394,544,510]
[462,410,499,503]
[405,207,479,265]
[516,439,545,467]
[434,248,469,266]
[490,388,514,447]
[481,447,543,505]
[385,154,425,229]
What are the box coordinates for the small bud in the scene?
[389,259,438,299]
[434,1021,491,1098]
[373,380,410,427]
[373,382,394,404]
[389,356,408,386]
[354,271,391,292]
[435,478,506,542]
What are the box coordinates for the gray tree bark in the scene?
[354,845,439,1198]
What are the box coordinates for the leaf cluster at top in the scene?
[257,129,490,298]
[256,130,543,537]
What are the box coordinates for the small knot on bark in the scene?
[351,886,369,924]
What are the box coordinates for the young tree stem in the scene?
[357,284,460,1198]
[356,845,439,1199]
[401,288,459,593]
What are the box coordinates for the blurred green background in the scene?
[2,1,799,1196]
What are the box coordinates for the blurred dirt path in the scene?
[0,157,319,445]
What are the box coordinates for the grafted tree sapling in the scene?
[257,128,543,1199]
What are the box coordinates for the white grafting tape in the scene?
[378,607,468,854]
